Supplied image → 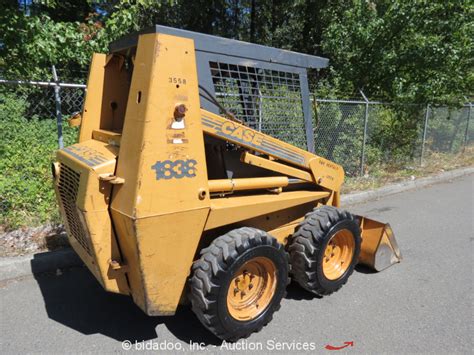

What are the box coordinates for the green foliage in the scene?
[0,93,78,229]
[0,1,146,80]
[320,1,473,104]
[1,12,103,80]
[1,1,471,103]
[424,106,471,153]
[365,105,423,165]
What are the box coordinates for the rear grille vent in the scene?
[58,164,92,255]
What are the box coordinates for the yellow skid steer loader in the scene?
[52,26,401,341]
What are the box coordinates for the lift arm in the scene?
[200,109,345,194]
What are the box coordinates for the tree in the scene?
[319,0,473,104]
[0,0,471,104]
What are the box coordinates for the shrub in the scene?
[0,92,78,230]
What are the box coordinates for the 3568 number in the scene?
[168,77,187,85]
[151,159,197,180]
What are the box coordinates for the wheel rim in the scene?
[322,229,355,280]
[226,256,277,321]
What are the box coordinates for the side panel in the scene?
[98,55,131,131]
[110,33,211,315]
[79,54,106,142]
[205,191,330,231]
[134,209,209,314]
[225,202,319,245]
[79,53,132,142]
[54,140,129,294]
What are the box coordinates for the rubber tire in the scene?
[189,227,289,341]
[289,205,361,296]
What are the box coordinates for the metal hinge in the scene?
[99,174,125,185]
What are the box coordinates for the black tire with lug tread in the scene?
[189,227,289,341]
[289,205,361,296]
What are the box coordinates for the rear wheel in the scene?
[289,206,361,296]
[189,227,289,341]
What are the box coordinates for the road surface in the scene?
[1,174,473,354]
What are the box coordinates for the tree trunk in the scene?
[250,0,256,42]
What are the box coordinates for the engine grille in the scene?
[58,164,92,255]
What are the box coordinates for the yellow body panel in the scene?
[54,140,128,294]
[111,33,210,219]
[78,54,106,143]
[106,34,210,315]
[92,129,122,146]
[205,191,329,231]
[268,221,303,244]
[131,209,209,314]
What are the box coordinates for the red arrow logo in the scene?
[325,341,354,350]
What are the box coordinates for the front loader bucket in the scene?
[357,216,402,271]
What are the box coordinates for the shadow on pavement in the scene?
[354,264,377,274]
[284,280,321,300]
[31,253,376,344]
[30,254,220,345]
[285,266,378,298]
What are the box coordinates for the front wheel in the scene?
[189,227,289,341]
[289,206,361,296]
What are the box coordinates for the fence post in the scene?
[463,103,472,152]
[420,103,430,165]
[300,72,315,153]
[359,90,369,177]
[257,88,263,132]
[51,65,63,149]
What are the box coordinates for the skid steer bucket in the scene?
[357,216,402,271]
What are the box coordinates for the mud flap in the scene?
[357,216,402,271]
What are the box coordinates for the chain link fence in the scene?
[0,78,472,176]
[314,98,472,176]
[0,80,86,118]
[423,105,472,156]
[313,99,366,176]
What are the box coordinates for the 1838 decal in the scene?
[152,159,197,180]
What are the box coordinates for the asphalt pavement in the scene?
[1,174,473,354]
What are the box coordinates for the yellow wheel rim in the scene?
[322,229,355,280]
[226,257,277,321]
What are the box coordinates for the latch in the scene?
[108,259,129,272]
[68,112,82,127]
[98,173,125,185]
